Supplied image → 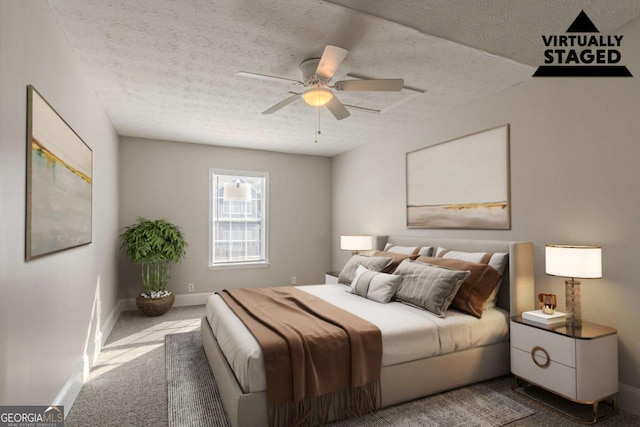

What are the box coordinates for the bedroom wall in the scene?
[118,137,331,298]
[332,16,640,410]
[0,0,120,408]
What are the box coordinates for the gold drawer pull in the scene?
[531,346,551,368]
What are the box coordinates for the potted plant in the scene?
[120,217,187,316]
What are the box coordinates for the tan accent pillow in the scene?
[373,250,419,273]
[434,247,508,309]
[416,256,503,318]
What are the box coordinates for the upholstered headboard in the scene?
[383,236,535,316]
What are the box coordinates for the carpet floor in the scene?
[67,305,640,426]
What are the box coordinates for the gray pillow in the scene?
[338,255,394,284]
[349,265,402,304]
[394,260,470,317]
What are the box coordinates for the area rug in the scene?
[166,331,231,427]
[166,331,534,427]
[513,381,617,423]
[328,383,534,426]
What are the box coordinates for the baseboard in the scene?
[619,382,640,416]
[53,299,123,413]
[174,292,213,307]
[122,292,213,311]
[51,356,86,411]
[100,299,126,347]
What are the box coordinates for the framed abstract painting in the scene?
[26,85,93,260]
[406,124,510,229]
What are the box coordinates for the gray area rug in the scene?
[513,381,616,423]
[328,384,534,426]
[166,331,231,427]
[166,331,534,426]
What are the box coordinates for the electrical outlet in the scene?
[188,283,195,293]
[291,276,297,285]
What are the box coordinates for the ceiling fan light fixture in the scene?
[302,87,333,107]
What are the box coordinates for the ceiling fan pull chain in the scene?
[315,107,321,143]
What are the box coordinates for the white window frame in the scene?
[209,168,269,269]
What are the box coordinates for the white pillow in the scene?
[350,265,403,304]
[384,244,417,254]
[384,244,433,256]
[417,246,433,256]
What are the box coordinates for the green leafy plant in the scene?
[119,217,187,298]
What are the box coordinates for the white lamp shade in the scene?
[340,235,374,251]
[545,245,602,279]
[223,182,252,201]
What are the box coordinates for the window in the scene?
[209,169,268,268]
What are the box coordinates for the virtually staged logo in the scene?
[533,10,633,77]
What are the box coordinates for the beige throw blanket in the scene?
[219,287,382,426]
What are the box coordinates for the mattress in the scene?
[205,284,509,393]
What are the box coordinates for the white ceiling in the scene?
[46,0,640,157]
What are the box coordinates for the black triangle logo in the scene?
[566,10,599,33]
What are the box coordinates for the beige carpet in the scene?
[66,306,204,427]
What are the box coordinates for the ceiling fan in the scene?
[237,45,404,120]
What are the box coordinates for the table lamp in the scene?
[545,244,602,330]
[340,235,374,255]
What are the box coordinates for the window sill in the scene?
[208,261,270,270]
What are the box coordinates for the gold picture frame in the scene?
[406,124,511,229]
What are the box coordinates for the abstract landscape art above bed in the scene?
[406,124,510,229]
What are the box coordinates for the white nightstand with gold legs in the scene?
[510,316,618,424]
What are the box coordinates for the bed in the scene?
[200,237,535,427]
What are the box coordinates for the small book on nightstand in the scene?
[522,310,566,325]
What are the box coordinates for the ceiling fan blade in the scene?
[334,79,404,91]
[262,94,300,114]
[325,96,350,120]
[315,45,348,80]
[236,71,303,85]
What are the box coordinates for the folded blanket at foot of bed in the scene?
[219,287,382,426]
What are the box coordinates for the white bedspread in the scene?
[205,284,509,393]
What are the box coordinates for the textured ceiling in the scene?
[46,0,640,156]
[327,0,640,66]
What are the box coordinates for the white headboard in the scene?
[384,236,535,316]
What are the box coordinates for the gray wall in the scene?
[119,137,332,297]
[0,1,120,405]
[333,17,640,392]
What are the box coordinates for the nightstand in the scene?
[325,271,340,284]
[510,316,618,423]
